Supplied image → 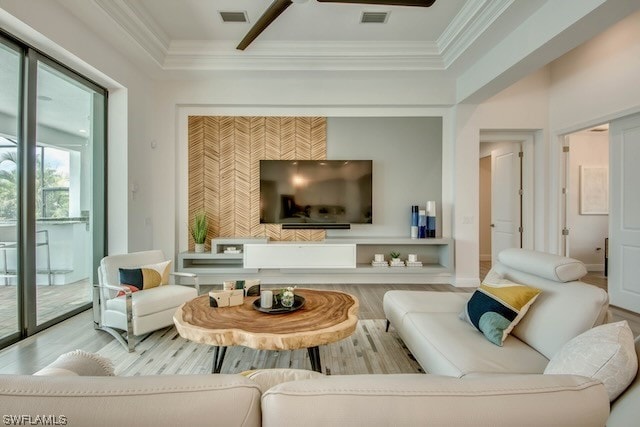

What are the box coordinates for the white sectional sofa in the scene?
[2,249,639,426]
[383,248,610,377]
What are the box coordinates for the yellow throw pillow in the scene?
[460,276,541,346]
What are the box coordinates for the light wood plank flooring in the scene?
[0,283,457,375]
[2,277,639,375]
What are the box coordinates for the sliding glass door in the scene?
[0,39,21,343]
[0,32,106,348]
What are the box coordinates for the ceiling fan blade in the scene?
[237,0,293,51]
[316,0,436,6]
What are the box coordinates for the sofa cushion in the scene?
[106,284,197,317]
[383,290,469,330]
[498,248,587,282]
[261,373,608,427]
[400,312,549,377]
[0,374,261,427]
[544,321,638,401]
[460,276,541,346]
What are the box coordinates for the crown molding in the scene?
[92,0,513,72]
[438,0,515,68]
[163,40,443,71]
[93,0,169,66]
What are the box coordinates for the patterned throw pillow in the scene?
[544,321,638,401]
[460,274,541,346]
[118,260,171,293]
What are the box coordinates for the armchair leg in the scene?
[95,325,136,352]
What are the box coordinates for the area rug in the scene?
[96,319,423,376]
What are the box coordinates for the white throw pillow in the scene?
[544,321,637,401]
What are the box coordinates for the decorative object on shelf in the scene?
[371,260,389,267]
[253,294,305,314]
[411,205,419,239]
[190,212,208,253]
[418,209,427,238]
[426,201,437,238]
[408,254,417,263]
[374,253,384,262]
[223,246,242,254]
[389,251,404,267]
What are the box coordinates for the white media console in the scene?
[177,237,454,285]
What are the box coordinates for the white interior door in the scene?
[491,143,522,262]
[609,113,640,313]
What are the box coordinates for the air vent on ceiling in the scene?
[219,11,248,23]
[361,12,389,24]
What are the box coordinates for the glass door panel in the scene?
[34,60,101,325]
[0,41,21,342]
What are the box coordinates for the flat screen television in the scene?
[260,160,372,227]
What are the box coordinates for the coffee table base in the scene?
[210,345,323,374]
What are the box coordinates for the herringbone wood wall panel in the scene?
[188,116,327,249]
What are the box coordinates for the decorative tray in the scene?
[253,295,306,314]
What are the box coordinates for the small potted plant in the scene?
[278,286,296,308]
[190,212,208,253]
[389,251,401,263]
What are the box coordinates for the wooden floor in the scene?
[1,272,639,375]
[0,280,91,338]
[0,283,456,375]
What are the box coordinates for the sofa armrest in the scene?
[33,350,114,377]
[170,272,200,295]
[262,373,609,427]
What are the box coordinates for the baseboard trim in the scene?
[454,277,480,287]
[585,264,605,272]
[479,254,492,262]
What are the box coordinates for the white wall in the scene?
[568,131,608,270]
[327,117,442,237]
[547,10,640,254]
[452,68,550,285]
[0,0,155,254]
[5,2,640,287]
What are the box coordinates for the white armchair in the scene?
[93,250,199,352]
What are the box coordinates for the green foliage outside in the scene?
[0,150,69,220]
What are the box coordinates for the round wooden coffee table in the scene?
[173,288,359,373]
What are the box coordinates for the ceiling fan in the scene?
[236,0,437,50]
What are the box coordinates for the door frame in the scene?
[553,105,640,256]
[479,131,535,252]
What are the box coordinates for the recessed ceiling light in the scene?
[37,95,52,101]
[78,129,87,134]
[219,11,249,23]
